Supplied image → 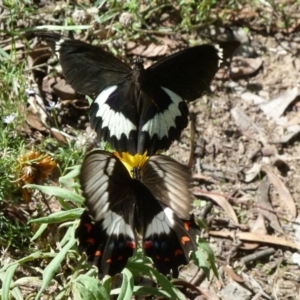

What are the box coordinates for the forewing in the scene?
[147,42,240,101]
[142,155,192,219]
[77,150,137,277]
[39,32,131,95]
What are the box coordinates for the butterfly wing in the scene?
[90,82,139,155]
[76,150,137,277]
[147,41,240,101]
[142,155,192,219]
[133,179,198,277]
[143,209,199,278]
[39,33,131,95]
[90,81,189,155]
[136,85,189,155]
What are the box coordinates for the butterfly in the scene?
[39,33,239,155]
[75,150,199,278]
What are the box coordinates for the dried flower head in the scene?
[16,151,57,201]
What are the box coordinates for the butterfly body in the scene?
[76,150,198,278]
[40,32,239,155]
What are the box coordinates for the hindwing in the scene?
[76,151,137,277]
[142,154,192,220]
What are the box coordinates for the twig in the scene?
[240,247,275,265]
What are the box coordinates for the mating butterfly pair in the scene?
[40,33,238,277]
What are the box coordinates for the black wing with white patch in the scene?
[76,151,137,277]
[40,33,239,155]
[89,80,189,155]
[77,150,199,277]
[141,205,199,278]
[142,154,192,220]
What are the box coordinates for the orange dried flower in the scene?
[16,151,57,201]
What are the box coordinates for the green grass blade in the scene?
[1,264,19,300]
[34,227,76,300]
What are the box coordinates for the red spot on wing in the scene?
[126,241,136,249]
[87,238,95,245]
[117,256,124,261]
[174,249,184,256]
[95,250,101,257]
[143,241,153,249]
[106,258,112,264]
[84,223,92,232]
[181,236,190,245]
[184,221,191,231]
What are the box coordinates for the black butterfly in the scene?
[40,33,239,155]
[75,150,199,278]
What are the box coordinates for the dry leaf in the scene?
[272,124,300,144]
[27,92,49,129]
[259,87,298,120]
[52,79,77,100]
[209,231,300,250]
[50,128,75,144]
[230,56,263,79]
[283,113,300,128]
[242,163,261,183]
[251,213,267,235]
[221,265,245,282]
[241,92,267,105]
[195,289,220,300]
[231,107,268,144]
[141,43,168,57]
[240,272,272,300]
[262,165,297,219]
[242,214,267,250]
[26,111,48,132]
[193,189,239,225]
[128,44,146,56]
[256,177,284,234]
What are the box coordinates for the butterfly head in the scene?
[132,57,144,70]
[113,151,148,178]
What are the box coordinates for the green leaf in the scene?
[133,286,171,298]
[24,184,84,205]
[102,275,111,295]
[1,263,18,300]
[196,236,218,278]
[0,252,56,274]
[0,47,9,59]
[29,208,83,224]
[35,227,76,300]
[192,246,210,278]
[73,275,109,300]
[125,263,185,300]
[30,223,48,241]
[59,166,80,187]
[116,268,134,300]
